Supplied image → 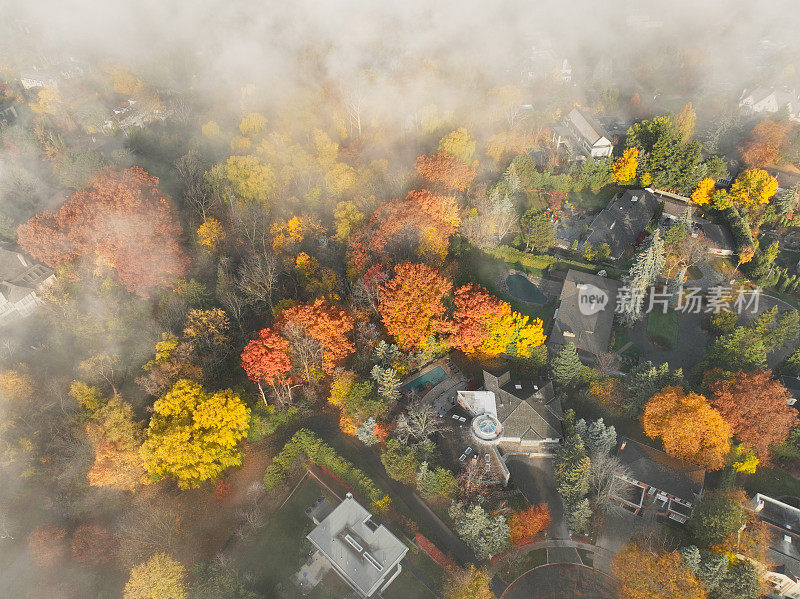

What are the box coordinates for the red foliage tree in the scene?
[17,167,187,298]
[70,524,118,565]
[27,523,68,567]
[444,284,507,352]
[415,153,476,191]
[709,369,798,462]
[508,504,551,546]
[378,262,452,350]
[241,327,292,404]
[279,298,355,374]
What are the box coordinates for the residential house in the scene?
[745,493,800,598]
[739,87,800,122]
[610,437,706,524]
[549,270,620,359]
[0,96,18,126]
[0,248,55,325]
[585,189,661,259]
[305,493,407,597]
[553,107,614,159]
[19,69,59,90]
[659,195,735,257]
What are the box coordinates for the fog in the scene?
[0,0,798,596]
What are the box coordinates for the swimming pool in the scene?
[506,273,547,304]
[402,366,447,396]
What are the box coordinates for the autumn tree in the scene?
[709,370,798,462]
[71,525,118,565]
[17,167,187,298]
[395,397,443,444]
[196,218,224,252]
[27,523,68,567]
[279,298,355,375]
[442,565,496,599]
[691,488,748,550]
[508,504,551,545]
[379,262,451,350]
[642,387,731,470]
[457,458,500,502]
[676,102,697,141]
[613,148,639,183]
[519,209,556,252]
[140,380,250,489]
[240,327,293,405]
[124,553,187,599]
[380,439,420,485]
[740,119,790,167]
[86,395,147,492]
[137,334,202,396]
[691,178,716,206]
[438,128,476,163]
[415,153,476,191]
[211,155,276,206]
[714,168,778,211]
[612,542,706,599]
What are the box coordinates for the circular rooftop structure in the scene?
[472,413,503,441]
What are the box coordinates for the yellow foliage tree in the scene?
[333,201,365,241]
[270,216,304,251]
[201,121,220,138]
[238,112,267,136]
[196,218,225,252]
[691,178,716,206]
[640,172,653,186]
[0,369,35,403]
[140,380,249,489]
[481,306,546,358]
[485,130,536,162]
[442,565,496,599]
[123,553,186,599]
[220,155,276,206]
[29,87,62,115]
[642,386,731,470]
[676,102,696,140]
[229,136,251,153]
[438,127,476,163]
[325,162,358,195]
[105,65,143,95]
[732,444,759,474]
[613,148,639,183]
[728,168,779,209]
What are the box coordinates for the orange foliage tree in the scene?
[612,542,706,599]
[508,504,551,545]
[378,262,452,350]
[642,386,731,470]
[279,298,355,374]
[709,369,798,463]
[240,327,293,404]
[740,120,791,168]
[415,153,476,191]
[445,284,506,352]
[17,167,187,298]
[349,189,461,270]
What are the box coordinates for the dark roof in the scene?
[549,270,619,356]
[616,437,705,502]
[485,371,563,441]
[660,198,734,252]
[586,190,660,259]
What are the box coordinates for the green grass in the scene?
[382,568,437,599]
[686,265,703,280]
[611,326,630,351]
[646,309,680,349]
[568,190,614,214]
[498,548,548,583]
[229,477,336,598]
[742,467,800,500]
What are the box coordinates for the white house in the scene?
[553,107,614,159]
[739,87,800,122]
[0,248,55,325]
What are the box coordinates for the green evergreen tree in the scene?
[550,343,582,387]
[620,229,666,325]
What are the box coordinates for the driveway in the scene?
[505,456,569,540]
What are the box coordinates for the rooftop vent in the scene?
[364,552,383,571]
[344,534,363,552]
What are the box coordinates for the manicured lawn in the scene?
[743,467,800,500]
[611,326,630,351]
[382,565,438,599]
[498,548,548,583]
[228,476,337,598]
[646,309,679,349]
[569,190,614,214]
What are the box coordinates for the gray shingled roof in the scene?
[586,190,660,259]
[549,270,619,356]
[616,438,705,503]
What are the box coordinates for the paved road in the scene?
[505,456,569,540]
